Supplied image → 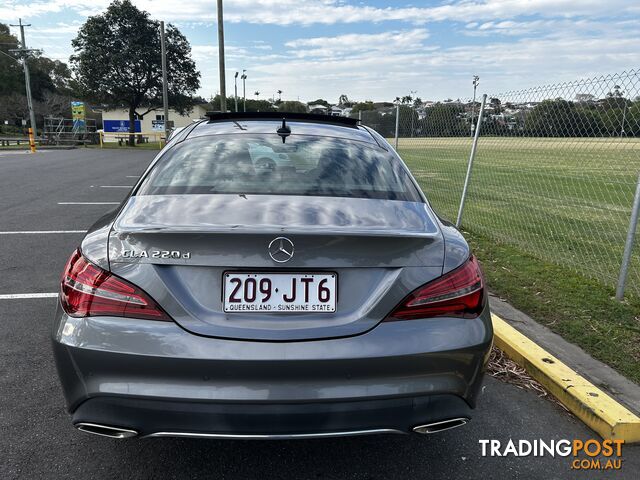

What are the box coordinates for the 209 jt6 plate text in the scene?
[223,272,337,313]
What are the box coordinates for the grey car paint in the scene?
[106,195,445,341]
[54,306,489,409]
[55,116,492,438]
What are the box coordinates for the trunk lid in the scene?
[108,194,445,340]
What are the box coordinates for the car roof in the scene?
[182,112,381,146]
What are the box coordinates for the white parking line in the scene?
[0,293,57,300]
[100,185,133,188]
[58,202,119,205]
[0,230,85,235]
[126,175,140,178]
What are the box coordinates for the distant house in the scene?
[308,104,329,114]
[575,94,596,103]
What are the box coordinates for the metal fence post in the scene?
[456,94,487,229]
[615,171,640,300]
[394,104,400,150]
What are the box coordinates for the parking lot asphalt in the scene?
[1,148,638,479]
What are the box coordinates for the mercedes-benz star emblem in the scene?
[268,237,294,263]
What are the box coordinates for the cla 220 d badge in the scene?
[122,249,191,259]
[268,237,294,263]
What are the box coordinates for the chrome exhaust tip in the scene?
[412,418,469,434]
[75,422,138,439]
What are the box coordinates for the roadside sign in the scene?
[152,120,165,131]
[71,101,86,131]
[103,120,141,133]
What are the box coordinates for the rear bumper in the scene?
[52,302,492,437]
[72,394,473,438]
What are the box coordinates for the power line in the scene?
[0,49,19,62]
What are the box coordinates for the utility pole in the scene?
[160,21,170,142]
[234,72,239,112]
[216,0,227,112]
[241,70,247,112]
[410,89,417,138]
[471,75,479,137]
[620,90,628,138]
[10,19,38,140]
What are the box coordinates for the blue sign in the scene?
[104,119,141,133]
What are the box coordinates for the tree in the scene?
[210,94,276,113]
[489,97,502,114]
[398,105,418,137]
[422,103,468,137]
[279,101,307,113]
[524,99,602,137]
[0,23,22,97]
[601,85,630,111]
[1,22,76,100]
[1,22,78,132]
[70,0,200,144]
[351,101,376,113]
[338,94,352,107]
[309,98,330,108]
[245,99,275,112]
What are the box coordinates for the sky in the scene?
[2,0,640,103]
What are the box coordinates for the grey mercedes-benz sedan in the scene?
[52,112,492,440]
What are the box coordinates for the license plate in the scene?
[223,272,337,313]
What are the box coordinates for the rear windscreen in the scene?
[135,134,422,202]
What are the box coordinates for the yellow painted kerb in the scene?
[491,314,640,443]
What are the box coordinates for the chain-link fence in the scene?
[369,70,640,298]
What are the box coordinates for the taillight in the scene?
[385,255,485,321]
[60,249,172,321]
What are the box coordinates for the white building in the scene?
[101,104,209,134]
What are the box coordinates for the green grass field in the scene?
[398,136,640,382]
[398,137,640,295]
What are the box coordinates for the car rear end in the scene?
[52,115,492,439]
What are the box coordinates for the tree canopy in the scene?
[308,98,330,108]
[0,23,23,97]
[0,22,78,132]
[351,101,376,113]
[71,0,200,140]
[279,101,307,113]
[209,94,277,113]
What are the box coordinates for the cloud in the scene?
[30,21,84,36]
[3,0,638,25]
[3,1,640,103]
[237,27,640,102]
[284,29,430,58]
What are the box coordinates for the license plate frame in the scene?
[223,271,338,314]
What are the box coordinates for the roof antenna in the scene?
[277,118,291,143]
